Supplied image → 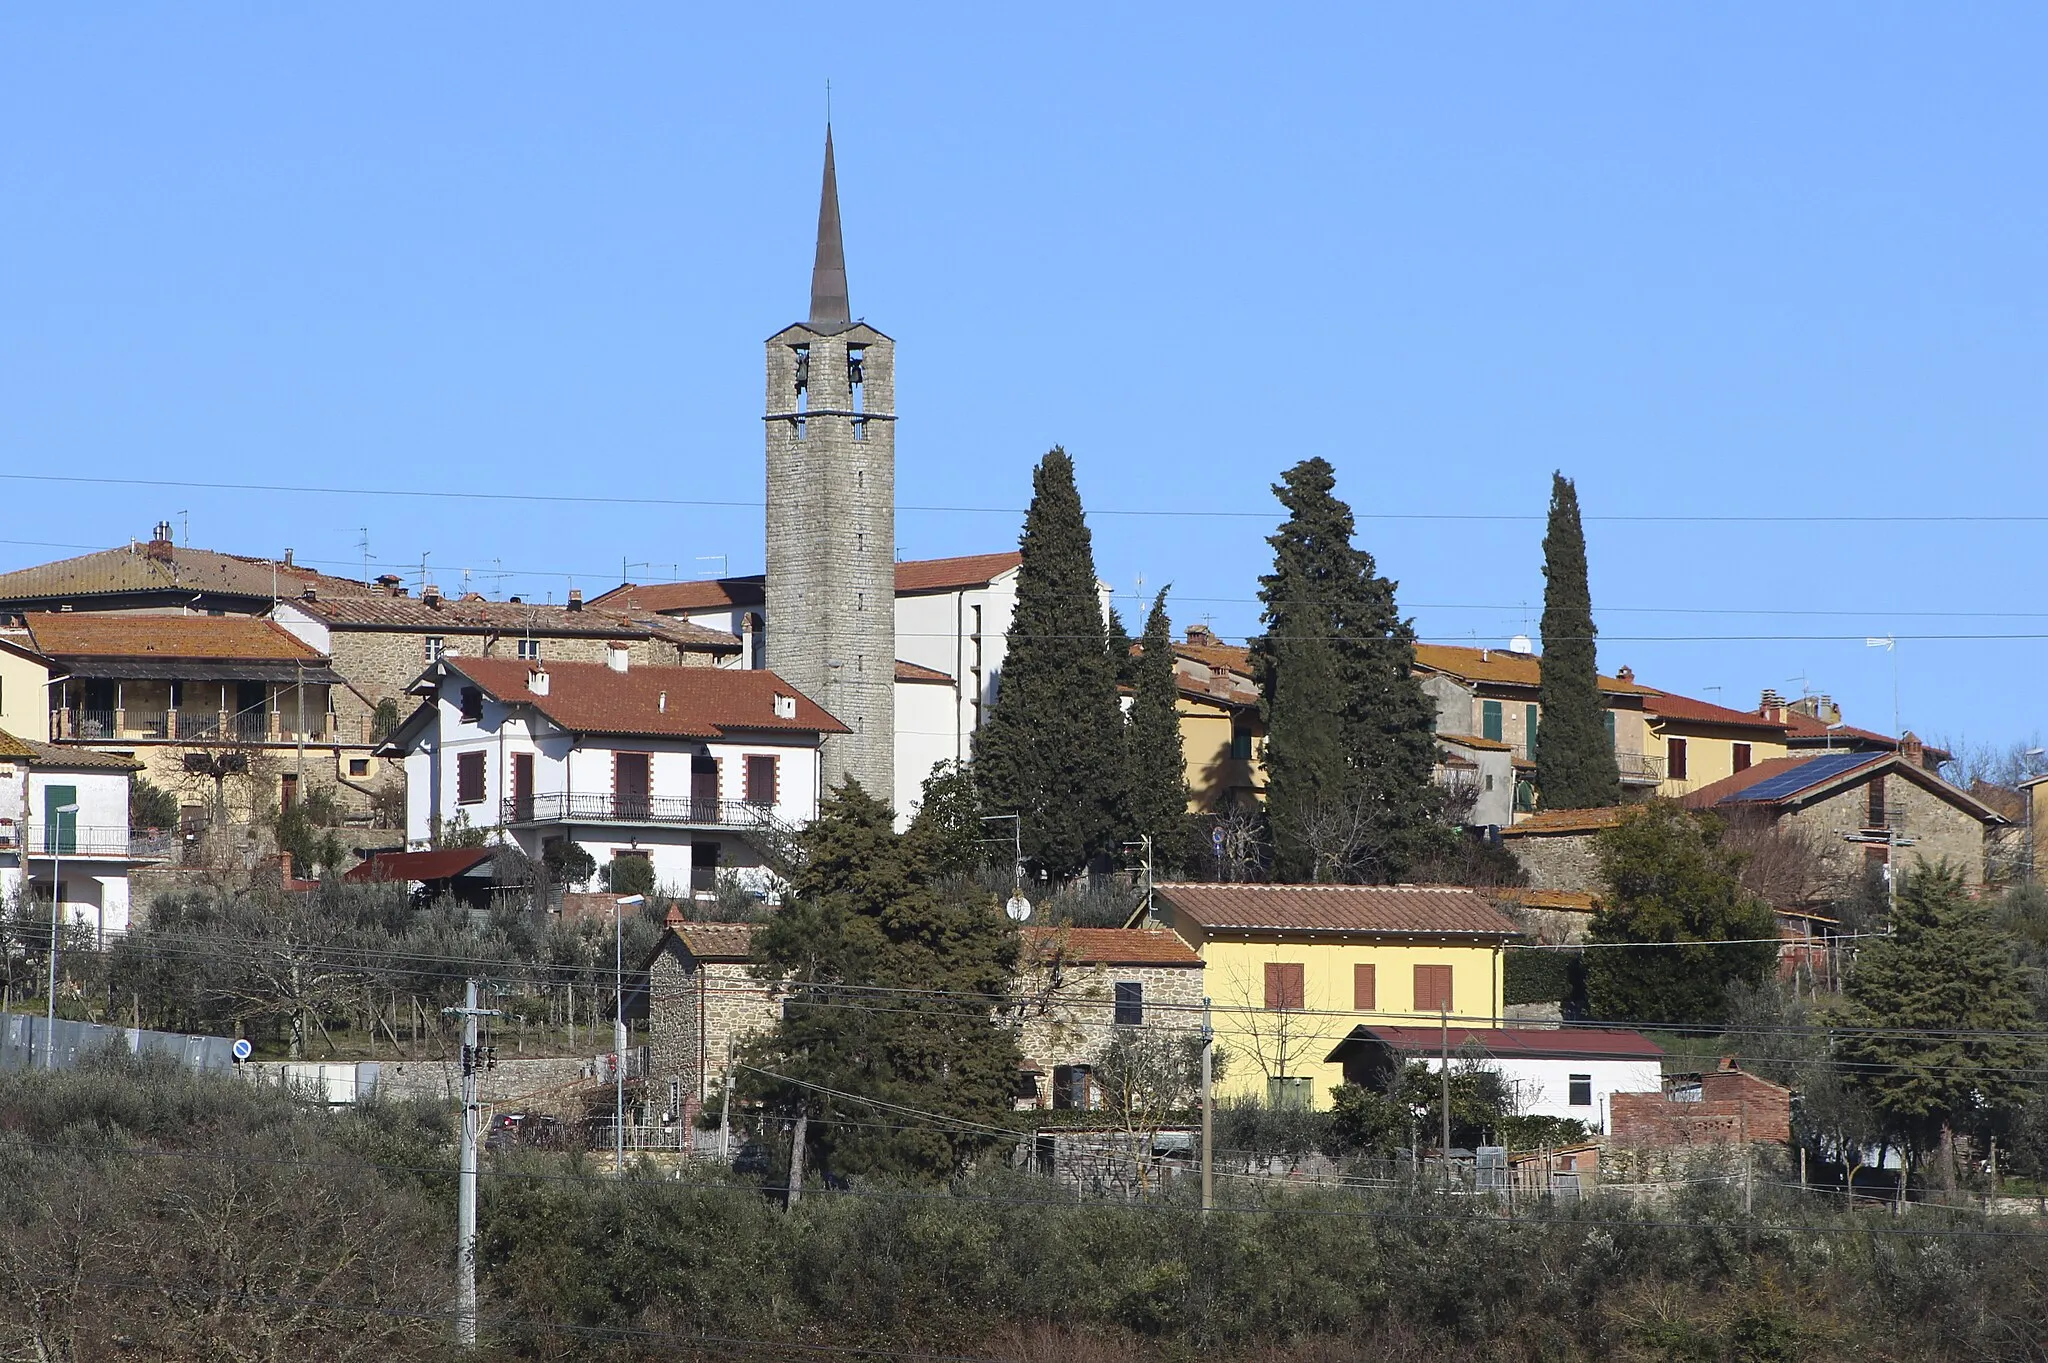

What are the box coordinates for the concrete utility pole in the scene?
[1200,997,1214,1214]
[718,1038,736,1159]
[1440,1006,1453,1193]
[445,979,501,1351]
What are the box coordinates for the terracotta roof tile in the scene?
[1492,888,1599,913]
[1173,641,1254,676]
[1439,733,1514,752]
[894,552,1022,594]
[1641,691,1792,733]
[24,613,323,662]
[1154,883,1519,937]
[0,543,375,606]
[1021,926,1201,966]
[1412,643,1649,694]
[1359,1026,1663,1061]
[658,914,760,962]
[288,596,738,650]
[895,659,953,683]
[0,729,40,760]
[1498,806,1627,837]
[589,576,766,614]
[17,737,143,770]
[448,657,848,739]
[343,848,497,883]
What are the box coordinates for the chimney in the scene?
[658,690,667,714]
[283,549,294,567]
[1480,649,1490,663]
[1716,1055,1740,1074]
[508,595,522,604]
[301,584,317,602]
[1617,666,1635,685]
[144,523,175,562]
[422,583,442,609]
[1185,624,1216,646]
[568,590,585,612]
[1900,732,1924,766]
[527,666,550,696]
[376,573,403,596]
[606,642,629,672]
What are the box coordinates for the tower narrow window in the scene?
[791,344,810,407]
[846,345,865,410]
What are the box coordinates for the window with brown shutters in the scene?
[1414,964,1453,1015]
[1353,963,1377,1011]
[745,754,779,806]
[1732,742,1752,773]
[1867,776,1888,830]
[1667,738,1688,781]
[456,750,485,805]
[1263,962,1304,1010]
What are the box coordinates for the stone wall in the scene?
[645,945,779,1111]
[1015,961,1205,1108]
[1776,773,1993,892]
[1502,831,1603,895]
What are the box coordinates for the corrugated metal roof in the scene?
[1154,883,1519,937]
[343,848,497,883]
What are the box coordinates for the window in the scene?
[456,751,485,805]
[280,773,298,812]
[1263,962,1305,1010]
[1732,742,1752,773]
[745,754,779,806]
[1267,1077,1313,1110]
[1484,773,1495,791]
[1482,699,1503,742]
[424,636,445,662]
[1353,963,1377,1011]
[1666,737,1688,781]
[347,758,370,777]
[1568,1074,1593,1107]
[1113,982,1143,1026]
[458,687,483,723]
[1052,1064,1092,1110]
[517,638,541,662]
[690,841,720,893]
[1525,704,1539,755]
[1413,964,1453,1014]
[1867,776,1888,829]
[1230,725,1254,761]
[1604,710,1617,750]
[614,752,652,819]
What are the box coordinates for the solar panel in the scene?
[1722,751,1878,803]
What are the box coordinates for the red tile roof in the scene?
[588,576,766,614]
[657,914,761,962]
[288,596,739,650]
[1358,1025,1664,1061]
[1173,640,1254,676]
[1641,691,1792,734]
[1021,926,1201,966]
[24,612,323,662]
[1439,733,1514,753]
[894,552,1022,594]
[449,657,848,739]
[343,847,497,883]
[1411,643,1651,694]
[1499,806,1627,837]
[1773,709,1901,748]
[0,542,375,606]
[895,659,953,684]
[1154,883,1519,937]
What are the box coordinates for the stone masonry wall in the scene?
[1504,831,1603,895]
[646,945,779,1109]
[1775,775,1992,892]
[1015,962,1205,1107]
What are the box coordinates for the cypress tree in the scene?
[1534,472,1621,809]
[974,447,1128,878]
[1126,588,1192,872]
[1253,458,1444,883]
[744,779,1022,1182]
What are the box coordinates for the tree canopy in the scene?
[1253,458,1444,882]
[973,447,1129,877]
[1533,472,1620,810]
[1584,802,1777,1026]
[1125,588,1193,873]
[743,780,1022,1182]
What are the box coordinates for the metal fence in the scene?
[1,1014,238,1074]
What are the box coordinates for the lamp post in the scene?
[613,894,646,1172]
[44,800,79,1071]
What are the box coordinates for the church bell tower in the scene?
[764,128,897,801]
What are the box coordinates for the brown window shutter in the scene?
[1353,963,1376,1011]
[1264,962,1284,1009]
[1415,964,1453,1014]
[1264,963,1304,1010]
[456,750,485,805]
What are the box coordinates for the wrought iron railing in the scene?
[503,793,784,828]
[1615,752,1666,784]
[22,824,175,858]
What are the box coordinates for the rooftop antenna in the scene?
[178,510,189,547]
[695,555,728,580]
[354,527,371,582]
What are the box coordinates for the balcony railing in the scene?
[51,707,337,744]
[503,793,784,829]
[16,824,175,859]
[1616,752,1666,785]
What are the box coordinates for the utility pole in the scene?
[787,1110,808,1207]
[444,979,501,1351]
[1440,1005,1453,1194]
[1200,996,1214,1214]
[718,1038,736,1158]
[613,894,645,1173]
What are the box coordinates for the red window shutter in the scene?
[746,754,779,805]
[1264,963,1305,1010]
[1667,738,1688,781]
[1353,963,1376,1011]
[1414,964,1453,1014]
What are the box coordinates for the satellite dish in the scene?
[231,1039,253,1063]
[1509,635,1534,655]
[1004,894,1032,923]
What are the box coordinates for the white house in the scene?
[380,651,846,897]
[0,729,156,940]
[590,551,1114,824]
[1328,1025,1666,1133]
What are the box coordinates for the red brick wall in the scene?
[1611,1072,1791,1146]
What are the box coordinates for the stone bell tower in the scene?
[764,128,896,801]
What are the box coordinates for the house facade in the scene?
[1638,690,1791,799]
[1327,1025,1665,1131]
[1149,883,1518,1111]
[0,729,157,938]
[1169,626,1266,813]
[384,654,844,896]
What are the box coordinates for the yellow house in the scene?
[1169,627,1264,812]
[1638,691,1790,800]
[1149,882,1519,1110]
[0,632,54,739]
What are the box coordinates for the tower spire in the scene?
[809,127,850,327]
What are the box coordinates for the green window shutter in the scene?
[1605,710,1617,750]
[1525,704,1539,753]
[1482,700,1503,742]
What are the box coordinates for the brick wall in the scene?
[1610,1070,1791,1146]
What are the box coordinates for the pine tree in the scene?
[1252,458,1444,883]
[974,447,1128,878]
[1583,802,1778,1026]
[744,779,1022,1182]
[1836,862,2043,1182]
[1534,472,1621,809]
[1125,588,1192,873]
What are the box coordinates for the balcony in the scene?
[503,793,788,830]
[16,825,175,860]
[52,707,336,745]
[1616,752,1666,786]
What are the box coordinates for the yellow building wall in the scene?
[1653,726,1789,799]
[0,645,52,742]
[1178,697,1263,812]
[1185,929,1505,1110]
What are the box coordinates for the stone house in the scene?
[643,918,779,1125]
[1013,926,1205,1111]
[1680,749,2009,893]
[0,528,374,617]
[1496,806,1627,896]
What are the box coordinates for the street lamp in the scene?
[44,801,79,1071]
[612,894,646,1172]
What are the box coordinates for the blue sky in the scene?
[2,6,2042,751]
